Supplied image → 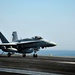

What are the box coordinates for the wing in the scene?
[0,43,16,46]
[17,41,38,45]
[0,41,38,49]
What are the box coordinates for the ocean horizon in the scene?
[37,50,75,56]
[0,49,75,57]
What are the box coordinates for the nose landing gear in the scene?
[33,49,38,58]
[33,54,38,58]
[22,54,26,57]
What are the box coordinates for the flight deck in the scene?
[0,56,75,75]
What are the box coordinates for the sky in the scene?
[0,0,75,50]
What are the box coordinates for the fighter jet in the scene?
[0,32,56,57]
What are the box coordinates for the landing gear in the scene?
[33,54,38,58]
[7,53,11,57]
[7,52,15,57]
[22,54,26,57]
[33,49,38,58]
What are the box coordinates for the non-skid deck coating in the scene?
[0,56,75,75]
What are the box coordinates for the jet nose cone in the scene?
[52,43,57,46]
[50,41,57,47]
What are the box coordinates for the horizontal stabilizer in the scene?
[0,32,9,43]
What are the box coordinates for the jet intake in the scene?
[19,48,33,53]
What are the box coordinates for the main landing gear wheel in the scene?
[7,53,11,57]
[33,54,38,58]
[23,54,26,57]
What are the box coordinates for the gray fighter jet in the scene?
[0,32,56,57]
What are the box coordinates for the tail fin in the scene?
[12,31,18,41]
[0,32,9,43]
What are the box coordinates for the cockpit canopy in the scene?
[32,36,43,40]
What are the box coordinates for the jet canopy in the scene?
[32,36,43,40]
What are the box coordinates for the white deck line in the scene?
[56,61,75,64]
[0,68,63,75]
